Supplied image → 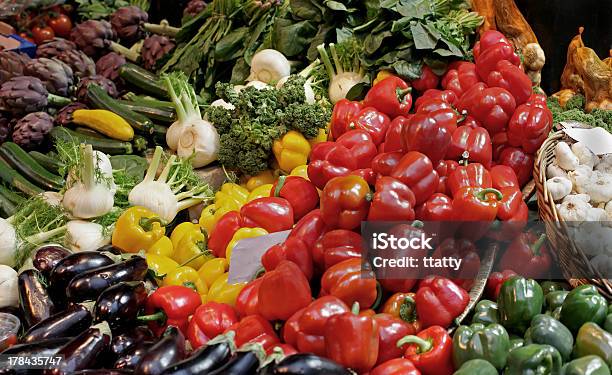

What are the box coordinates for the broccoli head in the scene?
[205,106,233,135]
[276,75,308,105]
[281,102,331,139]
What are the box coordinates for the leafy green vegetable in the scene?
[547,96,612,132]
[109,155,148,181]
[75,0,130,20]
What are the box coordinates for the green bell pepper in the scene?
[541,281,569,295]
[509,335,525,351]
[545,290,569,313]
[504,344,563,375]
[471,300,499,325]
[452,323,510,370]
[498,277,544,334]
[560,285,608,333]
[574,322,612,368]
[524,314,574,361]
[561,355,611,375]
[453,359,498,375]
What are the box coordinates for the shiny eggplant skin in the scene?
[67,257,148,303]
[49,252,114,299]
[160,342,232,375]
[270,354,351,375]
[32,245,71,278]
[73,370,134,375]
[110,326,155,360]
[114,341,154,370]
[134,326,185,375]
[0,338,70,375]
[44,326,111,375]
[22,303,92,343]
[96,244,123,255]
[94,281,147,330]
[208,351,259,375]
[18,269,56,328]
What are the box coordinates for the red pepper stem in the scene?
[531,234,547,256]
[137,310,166,322]
[351,302,360,315]
[474,188,503,202]
[396,335,432,353]
[139,217,166,232]
[396,87,412,101]
[273,176,287,197]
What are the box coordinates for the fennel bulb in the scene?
[63,144,115,219]
[247,49,291,84]
[0,265,18,308]
[317,43,365,104]
[0,219,17,267]
[64,220,111,252]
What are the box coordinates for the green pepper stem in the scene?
[273,175,287,197]
[396,335,432,353]
[137,310,166,322]
[178,249,212,267]
[531,233,547,256]
[139,217,166,232]
[351,302,360,315]
[183,281,197,290]
[399,296,417,322]
[47,93,71,107]
[411,220,424,229]
[371,282,383,310]
[474,188,503,201]
[396,87,412,101]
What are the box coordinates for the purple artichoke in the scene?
[0,51,31,84]
[36,38,77,58]
[95,52,126,84]
[184,0,207,18]
[55,102,88,127]
[76,76,118,103]
[12,112,54,150]
[56,49,96,79]
[0,112,12,144]
[141,35,175,71]
[0,76,49,116]
[111,6,148,45]
[70,20,117,58]
[24,58,74,97]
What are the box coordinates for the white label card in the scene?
[227,230,290,284]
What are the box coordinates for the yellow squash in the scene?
[72,109,134,141]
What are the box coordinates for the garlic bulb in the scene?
[547,176,572,201]
[585,171,612,203]
[571,142,598,168]
[0,265,18,308]
[547,164,569,179]
[569,165,593,194]
[64,220,111,252]
[558,198,592,221]
[247,49,291,84]
[555,142,579,171]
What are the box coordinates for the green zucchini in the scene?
[119,63,168,99]
[29,151,64,174]
[50,127,133,155]
[0,185,23,217]
[117,100,177,123]
[87,84,154,134]
[0,143,63,191]
[74,127,107,139]
[0,157,44,197]
[0,191,18,217]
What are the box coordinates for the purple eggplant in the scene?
[1,338,70,375]
[73,371,134,375]
[94,281,147,331]
[96,244,123,255]
[67,256,148,303]
[32,245,71,278]
[18,269,56,328]
[49,251,114,300]
[110,326,154,360]
[114,341,154,370]
[160,340,232,375]
[134,326,185,375]
[22,303,92,343]
[207,349,260,375]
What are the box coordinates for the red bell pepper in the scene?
[257,261,312,321]
[435,160,459,196]
[497,146,534,187]
[447,163,492,198]
[364,76,413,119]
[235,277,262,318]
[445,125,493,168]
[139,285,201,337]
[490,165,520,189]
[381,116,410,153]
[492,131,509,161]
[186,302,239,349]
[430,238,480,290]
[507,101,553,154]
[320,175,371,230]
[350,168,377,186]
[496,187,524,221]
[459,85,517,135]
[474,30,512,60]
[498,232,552,279]
[368,176,416,222]
[283,296,350,357]
[415,276,469,329]
[415,89,458,110]
[381,293,422,333]
[452,186,502,222]
[346,107,392,145]
[288,209,328,251]
[486,60,533,105]
[226,314,279,350]
[271,176,319,221]
[321,258,378,309]
[208,211,242,258]
[336,129,379,169]
[325,303,380,373]
[240,197,294,233]
[330,98,362,140]
[415,193,454,222]
[312,229,363,270]
[308,142,357,189]
[370,358,421,375]
[390,152,440,206]
[397,325,454,375]
[402,106,458,164]
[411,66,439,93]
[261,237,313,280]
[374,313,418,365]
[475,42,521,81]
[441,61,481,98]
[485,269,517,300]
[373,152,404,177]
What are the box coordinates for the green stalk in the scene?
[317,45,336,80]
[24,225,67,245]
[165,75,188,123]
[158,155,177,184]
[144,146,164,183]
[329,44,344,74]
[81,144,95,190]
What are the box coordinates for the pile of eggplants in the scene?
[0,244,351,375]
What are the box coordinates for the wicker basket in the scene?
[534,130,612,299]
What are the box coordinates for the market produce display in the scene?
[0,0,611,373]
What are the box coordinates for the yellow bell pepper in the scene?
[112,206,166,253]
[170,222,198,250]
[373,70,395,85]
[246,170,275,191]
[206,273,246,307]
[174,227,213,269]
[163,266,208,303]
[309,127,329,148]
[215,183,249,209]
[199,203,236,236]
[198,258,229,288]
[225,227,268,260]
[247,184,273,202]
[273,131,311,173]
[148,236,173,257]
[145,253,179,283]
[290,165,310,180]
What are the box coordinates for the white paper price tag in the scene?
[227,230,290,284]
[563,127,612,155]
